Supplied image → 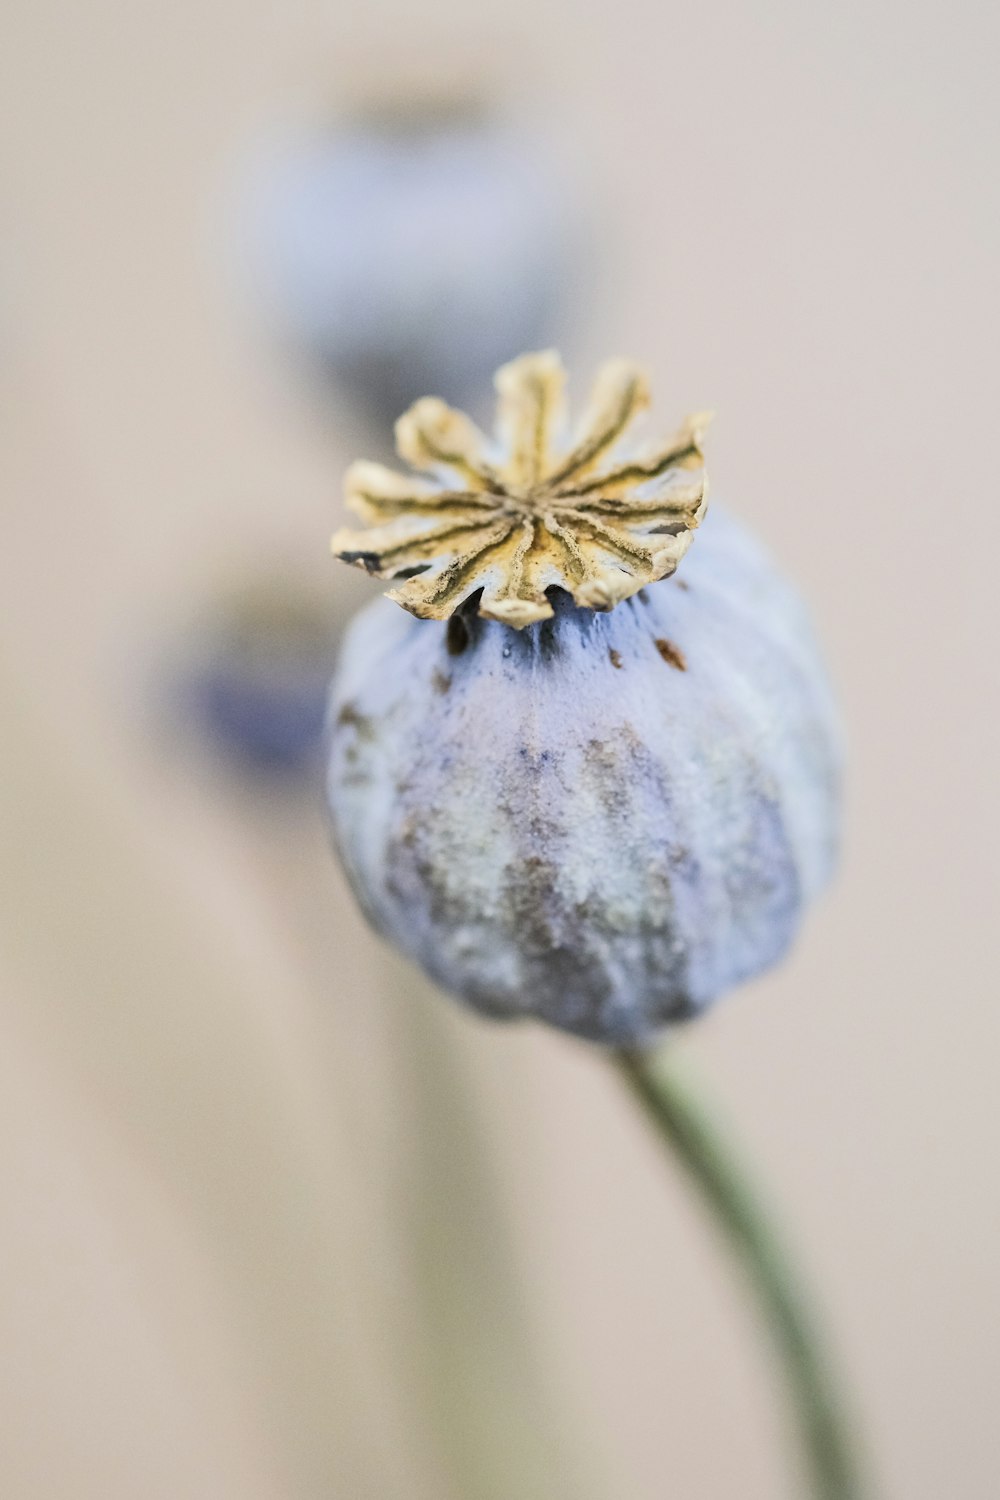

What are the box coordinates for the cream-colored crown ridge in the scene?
[332,350,711,627]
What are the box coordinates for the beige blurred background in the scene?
[1,0,998,1497]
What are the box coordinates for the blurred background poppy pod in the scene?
[242,75,578,429]
[173,573,339,777]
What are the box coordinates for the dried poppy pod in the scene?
[326,353,841,1044]
[244,94,572,424]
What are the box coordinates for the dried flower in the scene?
[326,354,841,1045]
[332,351,711,626]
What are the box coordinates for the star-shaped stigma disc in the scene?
[331,350,711,627]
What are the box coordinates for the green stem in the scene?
[615,1047,868,1500]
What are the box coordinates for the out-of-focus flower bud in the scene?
[325,353,841,1043]
[181,579,337,776]
[246,91,574,424]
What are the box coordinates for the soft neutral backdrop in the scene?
[2,1,997,1497]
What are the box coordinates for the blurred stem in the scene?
[393,984,603,1500]
[615,1047,868,1500]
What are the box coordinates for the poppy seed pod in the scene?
[326,353,841,1044]
[245,96,571,424]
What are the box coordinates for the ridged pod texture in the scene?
[326,507,841,1045]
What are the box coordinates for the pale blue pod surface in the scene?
[326,507,842,1045]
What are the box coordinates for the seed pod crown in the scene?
[331,350,711,627]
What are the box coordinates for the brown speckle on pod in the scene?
[655,638,687,671]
